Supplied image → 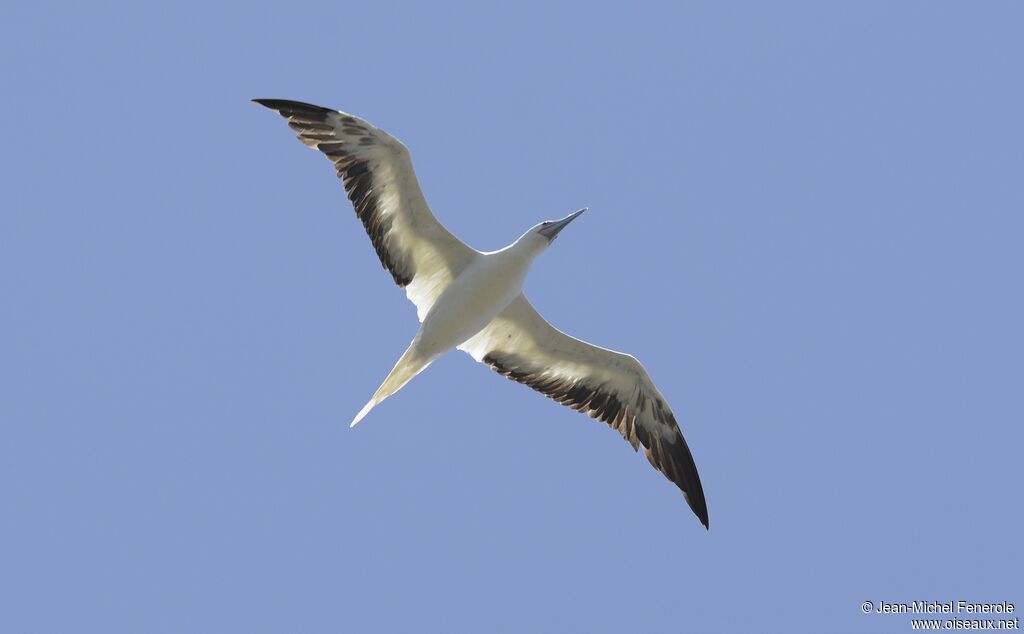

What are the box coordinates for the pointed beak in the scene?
[539,207,587,241]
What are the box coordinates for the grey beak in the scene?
[539,207,587,241]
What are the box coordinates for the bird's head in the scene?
[517,208,587,252]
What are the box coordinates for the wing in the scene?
[254,99,479,320]
[459,295,709,528]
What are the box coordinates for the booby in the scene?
[253,99,709,528]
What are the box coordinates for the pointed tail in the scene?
[351,344,432,427]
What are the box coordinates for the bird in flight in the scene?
[253,99,709,528]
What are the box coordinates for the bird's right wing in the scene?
[254,99,479,320]
[459,295,709,528]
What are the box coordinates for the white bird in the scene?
[254,99,709,528]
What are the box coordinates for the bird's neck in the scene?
[471,238,541,296]
[503,234,548,260]
[487,239,539,275]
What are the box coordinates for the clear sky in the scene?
[2,2,1022,632]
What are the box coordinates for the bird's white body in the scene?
[255,98,710,528]
[417,240,537,359]
[352,231,548,425]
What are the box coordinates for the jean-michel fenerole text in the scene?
[875,601,1015,615]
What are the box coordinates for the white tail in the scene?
[350,343,433,427]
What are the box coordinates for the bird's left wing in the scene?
[254,99,478,320]
[459,295,709,528]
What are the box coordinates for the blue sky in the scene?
[2,2,1022,632]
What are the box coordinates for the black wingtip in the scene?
[681,472,709,530]
[697,499,710,530]
[691,495,709,531]
[695,510,709,530]
[251,98,333,114]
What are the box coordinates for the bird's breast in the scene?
[416,254,530,357]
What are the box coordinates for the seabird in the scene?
[253,99,709,528]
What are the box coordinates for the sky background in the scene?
[2,2,1022,632]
